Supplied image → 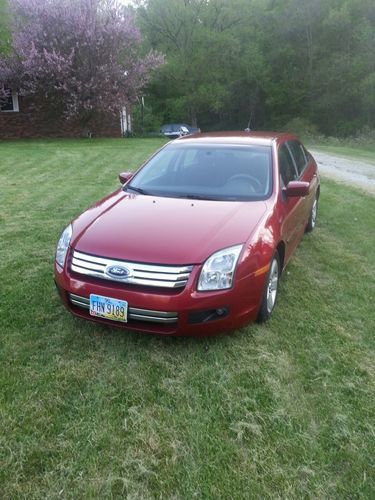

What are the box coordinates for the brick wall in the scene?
[0,96,121,139]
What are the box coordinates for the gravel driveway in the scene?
[309,149,375,195]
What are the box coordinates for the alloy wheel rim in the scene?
[266,259,279,313]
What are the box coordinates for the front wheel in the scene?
[306,197,318,232]
[257,253,280,323]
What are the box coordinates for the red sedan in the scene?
[54,132,320,335]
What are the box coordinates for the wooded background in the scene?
[137,0,374,136]
[1,0,374,137]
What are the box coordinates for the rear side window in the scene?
[287,140,307,175]
[278,144,297,187]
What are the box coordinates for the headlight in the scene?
[55,224,72,267]
[198,245,243,291]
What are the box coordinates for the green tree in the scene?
[0,0,11,55]
[138,0,266,129]
[139,0,375,135]
[312,0,375,134]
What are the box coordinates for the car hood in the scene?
[73,192,267,265]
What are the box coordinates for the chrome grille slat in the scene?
[70,293,89,305]
[128,313,177,324]
[121,270,190,281]
[72,260,105,272]
[71,264,105,277]
[71,250,192,288]
[70,298,89,308]
[68,293,178,324]
[129,307,177,318]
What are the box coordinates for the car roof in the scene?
[175,131,297,146]
[161,123,189,128]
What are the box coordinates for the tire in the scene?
[256,252,280,323]
[306,196,318,232]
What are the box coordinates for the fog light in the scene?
[188,307,229,324]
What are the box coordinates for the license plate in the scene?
[89,294,128,323]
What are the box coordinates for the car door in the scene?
[277,142,304,263]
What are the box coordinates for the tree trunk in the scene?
[190,108,197,127]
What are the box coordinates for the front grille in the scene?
[71,250,193,289]
[69,293,178,324]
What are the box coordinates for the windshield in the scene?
[127,144,273,201]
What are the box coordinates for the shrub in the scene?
[282,118,319,140]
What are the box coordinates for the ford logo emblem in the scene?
[105,265,131,279]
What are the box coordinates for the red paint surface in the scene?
[55,132,320,335]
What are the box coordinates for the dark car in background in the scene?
[160,123,200,139]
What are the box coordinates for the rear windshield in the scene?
[127,144,273,201]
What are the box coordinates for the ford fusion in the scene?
[54,132,320,335]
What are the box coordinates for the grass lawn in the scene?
[306,142,375,165]
[1,138,374,498]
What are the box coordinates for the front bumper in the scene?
[54,259,265,336]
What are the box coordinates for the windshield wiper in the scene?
[125,186,150,195]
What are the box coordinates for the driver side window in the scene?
[278,144,298,188]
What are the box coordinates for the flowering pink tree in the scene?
[0,0,163,122]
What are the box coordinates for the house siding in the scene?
[0,96,121,139]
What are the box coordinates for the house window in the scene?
[0,89,19,112]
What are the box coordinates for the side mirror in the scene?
[284,180,310,197]
[179,126,189,136]
[119,171,134,184]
